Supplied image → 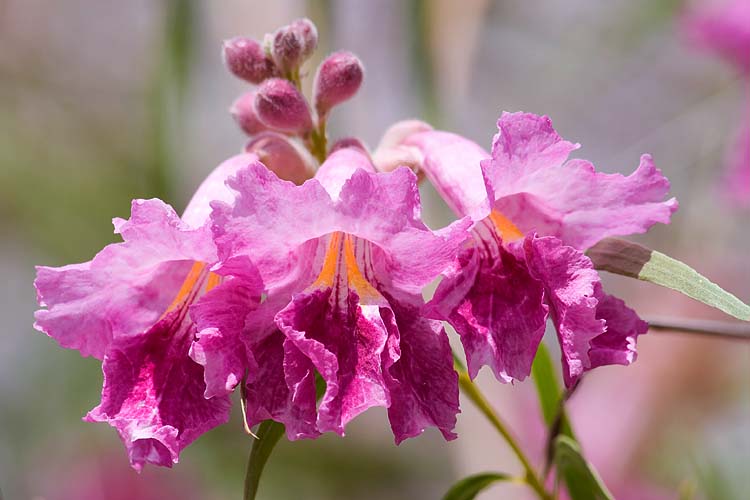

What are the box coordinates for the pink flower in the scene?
[400,112,677,387]
[682,0,750,74]
[683,1,750,207]
[191,147,471,442]
[33,154,257,470]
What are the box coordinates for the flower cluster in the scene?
[34,18,677,471]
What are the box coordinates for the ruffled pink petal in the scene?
[382,293,459,443]
[522,235,605,387]
[589,288,649,369]
[213,162,470,294]
[85,309,231,471]
[426,243,547,382]
[35,199,215,359]
[181,153,258,228]
[277,287,391,436]
[244,330,320,440]
[682,0,750,73]
[314,147,376,199]
[189,263,264,398]
[485,112,678,250]
[403,130,492,221]
[336,168,472,293]
[211,161,337,290]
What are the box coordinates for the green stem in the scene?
[455,360,552,500]
[308,119,328,164]
[243,420,286,500]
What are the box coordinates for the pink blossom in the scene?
[400,112,676,386]
[192,147,471,442]
[33,154,257,470]
[682,0,750,74]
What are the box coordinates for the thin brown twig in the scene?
[646,316,750,341]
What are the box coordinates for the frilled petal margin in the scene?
[34,199,216,359]
[276,286,460,443]
[484,112,678,250]
[522,235,605,387]
[277,287,391,436]
[85,308,231,471]
[382,293,459,443]
[590,289,648,369]
[189,262,263,399]
[426,244,547,382]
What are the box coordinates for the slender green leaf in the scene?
[532,342,575,477]
[243,374,327,500]
[531,342,562,427]
[640,251,750,320]
[587,238,750,321]
[442,472,515,500]
[555,436,614,500]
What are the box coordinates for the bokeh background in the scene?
[1,1,748,499]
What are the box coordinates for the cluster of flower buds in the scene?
[222,18,364,183]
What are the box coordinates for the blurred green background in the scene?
[1,1,748,499]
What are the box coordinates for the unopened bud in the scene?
[245,132,316,184]
[376,120,433,151]
[372,120,434,179]
[222,37,275,84]
[313,51,364,119]
[330,137,369,156]
[372,145,424,178]
[230,91,267,136]
[254,78,313,134]
[272,18,318,74]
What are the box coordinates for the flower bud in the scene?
[230,91,267,136]
[313,51,364,119]
[254,78,313,134]
[222,37,275,84]
[372,120,434,179]
[376,119,433,151]
[330,137,369,156]
[272,18,318,74]
[245,132,316,185]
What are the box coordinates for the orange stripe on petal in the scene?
[344,235,380,300]
[489,210,524,242]
[205,271,222,292]
[313,232,343,288]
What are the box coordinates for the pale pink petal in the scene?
[189,262,264,398]
[314,147,376,199]
[403,130,492,221]
[181,153,259,228]
[485,112,677,250]
[35,199,215,359]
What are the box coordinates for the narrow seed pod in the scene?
[254,78,313,134]
[272,18,318,74]
[230,91,267,136]
[245,132,316,185]
[313,51,364,119]
[222,37,275,83]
